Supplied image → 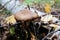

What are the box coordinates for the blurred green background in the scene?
[0,0,60,14]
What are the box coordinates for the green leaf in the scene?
[10,27,15,35]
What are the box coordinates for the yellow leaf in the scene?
[44,4,51,13]
[5,15,16,24]
[49,24,58,30]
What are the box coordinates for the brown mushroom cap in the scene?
[14,9,38,21]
